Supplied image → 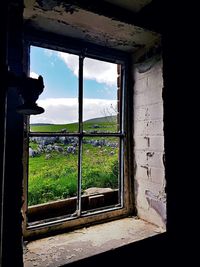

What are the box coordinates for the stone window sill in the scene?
[23,217,165,267]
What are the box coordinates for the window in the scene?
[22,42,132,238]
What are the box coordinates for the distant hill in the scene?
[31,116,117,126]
[30,116,117,132]
[84,115,116,123]
[30,123,54,126]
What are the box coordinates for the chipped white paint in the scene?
[23,0,160,53]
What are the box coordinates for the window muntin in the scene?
[24,44,127,235]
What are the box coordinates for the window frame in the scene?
[22,34,134,239]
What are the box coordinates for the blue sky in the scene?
[30,46,118,124]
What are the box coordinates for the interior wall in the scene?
[1,1,24,266]
[133,56,166,228]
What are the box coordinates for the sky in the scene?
[30,46,118,124]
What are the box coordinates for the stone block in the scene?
[134,120,164,137]
[135,150,164,168]
[134,136,164,152]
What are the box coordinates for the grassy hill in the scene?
[30,122,78,132]
[30,123,54,126]
[84,115,116,123]
[30,116,117,133]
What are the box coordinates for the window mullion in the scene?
[77,55,84,216]
[78,55,84,133]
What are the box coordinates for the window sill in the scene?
[23,217,165,267]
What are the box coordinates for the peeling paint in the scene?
[140,165,151,178]
[146,151,154,158]
[147,167,151,178]
[145,190,166,224]
[24,0,160,53]
[162,153,165,167]
[144,136,150,147]
[36,0,78,14]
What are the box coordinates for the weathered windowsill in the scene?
[23,217,165,267]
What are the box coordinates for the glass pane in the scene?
[28,136,78,222]
[83,58,120,133]
[29,46,79,133]
[81,137,120,212]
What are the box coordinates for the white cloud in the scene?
[31,98,117,124]
[84,58,117,86]
[30,71,39,79]
[58,52,117,86]
[58,53,79,76]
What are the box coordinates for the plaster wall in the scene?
[133,58,166,228]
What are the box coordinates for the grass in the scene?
[28,121,119,206]
[30,116,118,133]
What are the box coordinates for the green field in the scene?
[28,118,119,206]
[30,115,118,133]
